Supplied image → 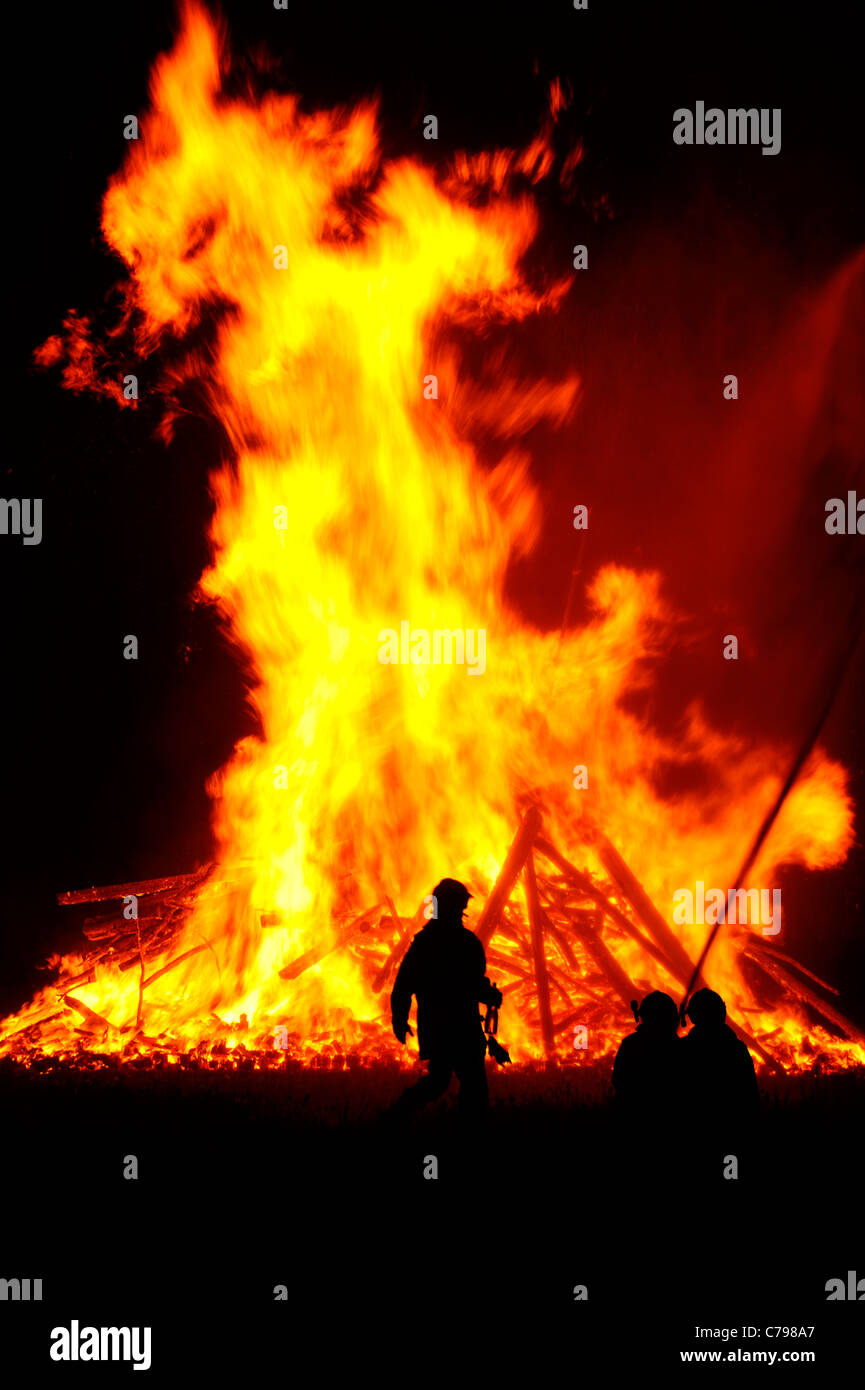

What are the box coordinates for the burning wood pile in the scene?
[3,806,862,1072]
[5,9,863,1080]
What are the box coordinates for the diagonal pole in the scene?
[682,609,865,1014]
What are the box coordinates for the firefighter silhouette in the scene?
[390,878,502,1117]
[682,987,759,1129]
[612,990,683,1119]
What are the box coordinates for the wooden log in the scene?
[593,833,696,984]
[135,921,146,1031]
[484,947,580,1013]
[57,864,211,906]
[489,929,601,1012]
[0,1009,65,1042]
[82,921,127,941]
[491,913,532,952]
[545,941,607,1001]
[62,995,114,1031]
[279,903,384,981]
[745,939,840,996]
[743,946,865,1045]
[119,938,183,972]
[81,895,179,936]
[119,916,186,971]
[486,961,581,1022]
[553,1010,589,1035]
[544,919,579,972]
[142,944,208,989]
[55,966,98,992]
[476,807,543,946]
[541,925,607,1001]
[567,908,639,1011]
[535,839,676,978]
[524,852,555,1058]
[543,966,580,1015]
[372,899,424,993]
[483,951,535,984]
[86,935,135,965]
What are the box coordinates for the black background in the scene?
[1,0,863,1372]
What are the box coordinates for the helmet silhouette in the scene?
[636,990,679,1031]
[686,988,726,1026]
[682,987,760,1128]
[613,990,683,1118]
[431,878,473,919]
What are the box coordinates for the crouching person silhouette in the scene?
[612,991,683,1121]
[683,988,759,1147]
[390,878,502,1120]
[611,990,684,1188]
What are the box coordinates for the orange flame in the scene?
[3,2,862,1074]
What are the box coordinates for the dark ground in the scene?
[1,1060,862,1376]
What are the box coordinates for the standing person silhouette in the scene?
[390,878,502,1119]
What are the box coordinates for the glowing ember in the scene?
[3,1,862,1072]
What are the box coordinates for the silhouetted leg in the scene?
[395,1057,453,1112]
[454,1040,489,1118]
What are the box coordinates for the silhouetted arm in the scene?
[390,941,418,1037]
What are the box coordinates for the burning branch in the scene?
[278,903,385,981]
[475,807,543,946]
[593,832,697,986]
[524,852,555,1058]
[535,835,677,977]
[57,866,212,906]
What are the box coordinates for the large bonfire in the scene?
[3,2,862,1072]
